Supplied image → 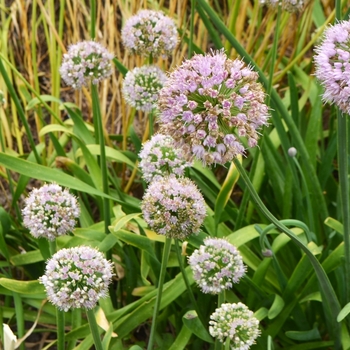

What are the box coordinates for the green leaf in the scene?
[268,294,285,319]
[110,213,141,232]
[285,327,321,341]
[337,302,350,322]
[10,250,44,266]
[182,310,213,343]
[0,152,113,200]
[324,217,344,235]
[26,94,63,110]
[75,144,136,169]
[0,279,44,294]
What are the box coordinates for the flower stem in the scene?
[56,309,65,350]
[147,237,172,350]
[86,308,103,350]
[91,84,111,233]
[214,291,225,350]
[337,111,350,305]
[233,158,342,348]
[174,239,206,326]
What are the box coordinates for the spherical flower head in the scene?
[122,65,167,112]
[209,302,260,349]
[60,40,114,89]
[22,183,80,241]
[158,49,269,166]
[188,238,246,294]
[39,246,114,311]
[141,176,206,239]
[139,134,191,183]
[314,21,350,114]
[121,10,178,58]
[259,0,305,13]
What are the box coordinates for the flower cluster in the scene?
[122,65,167,112]
[141,176,206,239]
[259,0,305,13]
[314,20,350,114]
[188,238,246,294]
[39,246,114,311]
[22,183,80,241]
[209,303,260,349]
[121,10,178,58]
[60,41,114,89]
[158,50,269,166]
[139,134,190,183]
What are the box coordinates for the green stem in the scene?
[233,158,342,348]
[86,308,103,350]
[149,111,154,138]
[90,0,96,39]
[66,308,81,350]
[91,84,111,233]
[147,237,172,350]
[267,6,281,104]
[13,292,25,350]
[49,240,56,255]
[214,291,225,350]
[56,309,65,350]
[188,0,196,58]
[337,112,350,305]
[292,157,316,234]
[174,239,206,326]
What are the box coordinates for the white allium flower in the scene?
[60,41,114,89]
[209,303,260,350]
[39,246,114,311]
[139,134,190,183]
[122,65,167,112]
[141,176,206,239]
[121,9,178,58]
[22,183,80,241]
[188,238,246,294]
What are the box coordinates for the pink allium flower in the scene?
[22,183,80,241]
[121,10,178,58]
[139,134,191,183]
[122,65,167,112]
[259,0,305,12]
[188,238,246,294]
[39,246,114,311]
[314,21,350,114]
[60,41,114,89]
[158,50,269,166]
[141,176,206,239]
[209,303,260,349]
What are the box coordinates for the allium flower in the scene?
[121,10,178,58]
[188,238,246,294]
[209,303,260,350]
[39,246,114,311]
[158,50,269,166]
[314,21,350,114]
[22,183,80,241]
[259,0,305,13]
[122,65,167,112]
[60,41,114,89]
[141,176,206,239]
[139,134,190,183]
